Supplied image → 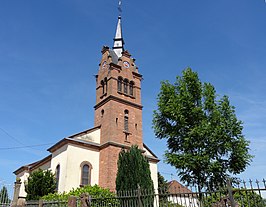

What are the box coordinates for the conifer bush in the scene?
[116,145,154,206]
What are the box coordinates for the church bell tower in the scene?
[95,15,144,190]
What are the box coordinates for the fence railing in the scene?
[0,184,13,207]
[18,179,266,207]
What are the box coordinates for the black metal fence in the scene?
[22,179,266,207]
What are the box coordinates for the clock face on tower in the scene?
[123,61,130,68]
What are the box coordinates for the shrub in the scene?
[42,185,118,206]
[25,169,56,200]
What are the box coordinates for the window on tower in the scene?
[124,110,129,132]
[129,81,134,96]
[104,77,108,94]
[117,77,135,99]
[101,80,105,94]
[117,77,123,92]
[124,79,129,94]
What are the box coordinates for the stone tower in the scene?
[95,16,144,190]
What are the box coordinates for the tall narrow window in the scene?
[55,164,60,191]
[104,77,108,94]
[124,110,129,132]
[81,164,90,186]
[124,79,128,94]
[101,80,105,94]
[129,81,134,96]
[117,77,123,92]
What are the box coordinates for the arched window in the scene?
[129,81,134,96]
[55,164,60,191]
[117,77,123,92]
[80,162,92,186]
[124,110,129,132]
[124,79,129,94]
[101,80,105,94]
[81,165,89,185]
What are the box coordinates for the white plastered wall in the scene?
[39,160,51,171]
[50,145,68,193]
[168,197,199,207]
[63,144,100,192]
[149,161,159,206]
[149,161,158,190]
[75,129,101,144]
[144,145,159,189]
[50,143,100,193]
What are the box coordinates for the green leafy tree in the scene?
[25,169,57,200]
[0,186,10,204]
[153,68,252,192]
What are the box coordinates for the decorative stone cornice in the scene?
[94,95,143,110]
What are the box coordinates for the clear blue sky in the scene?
[0,0,266,195]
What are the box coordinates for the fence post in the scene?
[38,199,43,207]
[68,196,77,207]
[80,193,91,207]
[11,180,22,207]
[16,198,26,207]
[226,179,236,207]
[137,184,143,207]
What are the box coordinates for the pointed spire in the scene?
[113,15,124,57]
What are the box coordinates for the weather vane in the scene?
[118,0,122,16]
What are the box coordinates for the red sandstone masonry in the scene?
[95,48,144,190]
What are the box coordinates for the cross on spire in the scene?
[118,0,122,16]
[113,0,124,57]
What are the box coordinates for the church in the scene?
[13,13,159,200]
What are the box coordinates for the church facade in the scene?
[13,15,159,199]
